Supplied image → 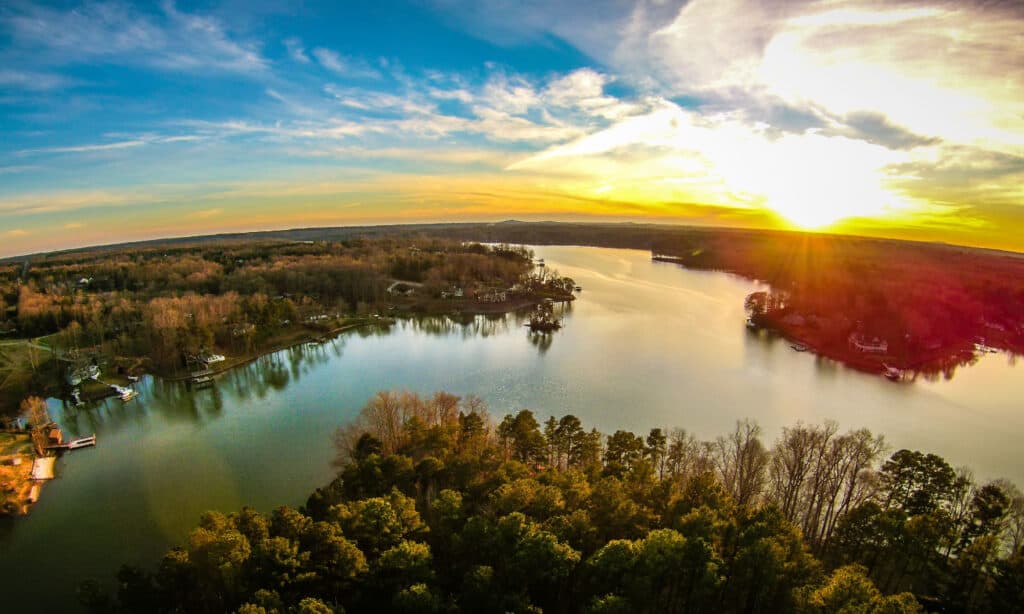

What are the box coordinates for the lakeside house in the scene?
[849,332,889,353]
[440,286,464,299]
[67,364,101,386]
[477,288,508,303]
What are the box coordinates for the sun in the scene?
[768,196,849,229]
[724,134,908,230]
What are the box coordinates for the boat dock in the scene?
[190,369,215,387]
[45,434,97,451]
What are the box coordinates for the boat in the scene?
[203,353,226,364]
[127,375,139,382]
[791,343,809,352]
[192,375,214,388]
[746,318,758,330]
[110,384,138,401]
[882,364,903,381]
[574,286,582,292]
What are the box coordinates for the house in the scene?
[477,289,508,303]
[441,286,464,299]
[849,332,888,353]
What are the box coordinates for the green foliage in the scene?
[89,390,1021,613]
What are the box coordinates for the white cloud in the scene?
[2,1,266,74]
[0,69,74,91]
[312,47,381,79]
[283,37,310,63]
[16,134,204,156]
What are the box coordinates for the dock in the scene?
[190,370,214,387]
[45,434,97,451]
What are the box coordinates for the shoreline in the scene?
[159,320,386,383]
[156,293,571,383]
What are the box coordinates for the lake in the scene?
[2,244,1022,610]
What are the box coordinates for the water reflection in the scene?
[4,244,1021,614]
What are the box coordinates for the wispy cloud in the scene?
[15,134,205,156]
[5,229,29,237]
[312,47,381,79]
[1,1,266,75]
[282,37,310,63]
[0,69,74,91]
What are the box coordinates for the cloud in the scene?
[0,69,74,91]
[828,111,941,150]
[0,165,39,174]
[1,1,266,74]
[509,97,915,227]
[63,222,83,229]
[312,47,381,79]
[0,188,160,215]
[192,208,223,219]
[5,229,29,237]
[283,37,310,63]
[19,140,149,155]
[16,134,204,156]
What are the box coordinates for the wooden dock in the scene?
[45,434,97,451]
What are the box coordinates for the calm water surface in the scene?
[2,245,1022,609]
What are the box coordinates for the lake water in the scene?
[2,245,1022,610]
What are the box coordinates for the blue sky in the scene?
[1,1,1022,255]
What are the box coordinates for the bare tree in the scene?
[20,395,50,427]
[713,420,769,506]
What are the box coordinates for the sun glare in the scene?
[713,132,909,230]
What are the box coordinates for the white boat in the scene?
[791,343,809,352]
[110,384,138,401]
[203,354,226,364]
[883,364,903,381]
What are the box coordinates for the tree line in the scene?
[0,239,535,380]
[81,390,1024,613]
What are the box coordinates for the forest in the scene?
[0,238,573,414]
[80,390,1024,613]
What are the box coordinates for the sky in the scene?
[1,0,1022,256]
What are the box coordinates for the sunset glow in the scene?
[1,0,1022,254]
